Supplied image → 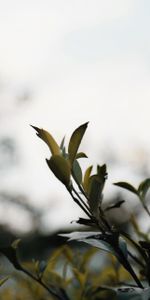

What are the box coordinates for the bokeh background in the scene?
[0,0,150,236]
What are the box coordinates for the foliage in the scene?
[1,122,150,299]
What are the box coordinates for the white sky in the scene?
[0,0,150,232]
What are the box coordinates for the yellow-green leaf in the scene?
[31,125,60,156]
[46,155,71,186]
[82,165,93,192]
[0,276,9,287]
[68,122,89,165]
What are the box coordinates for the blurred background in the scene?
[0,0,150,246]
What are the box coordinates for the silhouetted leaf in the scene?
[76,218,95,226]
[97,164,107,180]
[46,155,71,186]
[114,182,138,195]
[68,122,89,164]
[31,125,60,156]
[138,178,150,200]
[72,160,82,184]
[104,200,125,212]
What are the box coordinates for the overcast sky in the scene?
[0,0,150,232]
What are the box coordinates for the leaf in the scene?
[138,178,150,200]
[59,231,100,241]
[68,122,89,165]
[76,152,88,159]
[72,160,82,184]
[31,125,60,156]
[87,175,104,216]
[114,182,138,195]
[0,276,9,287]
[82,165,93,192]
[104,200,125,212]
[46,155,71,186]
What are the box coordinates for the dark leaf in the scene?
[72,159,82,184]
[0,246,21,270]
[76,218,95,226]
[138,178,150,200]
[114,182,138,195]
[87,175,104,216]
[104,200,125,212]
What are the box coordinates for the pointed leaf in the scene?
[82,165,93,192]
[31,125,60,156]
[72,160,82,184]
[76,152,88,159]
[68,122,89,164]
[46,155,71,186]
[114,182,138,195]
[138,178,150,200]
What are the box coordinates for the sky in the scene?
[0,0,150,232]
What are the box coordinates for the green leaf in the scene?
[68,122,89,165]
[138,178,150,200]
[72,160,82,184]
[31,125,60,156]
[114,182,138,195]
[46,155,71,186]
[87,175,104,216]
[82,165,93,192]
[76,152,88,159]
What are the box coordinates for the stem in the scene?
[68,188,92,219]
[116,247,144,289]
[72,186,91,214]
[20,265,70,300]
[127,250,145,268]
